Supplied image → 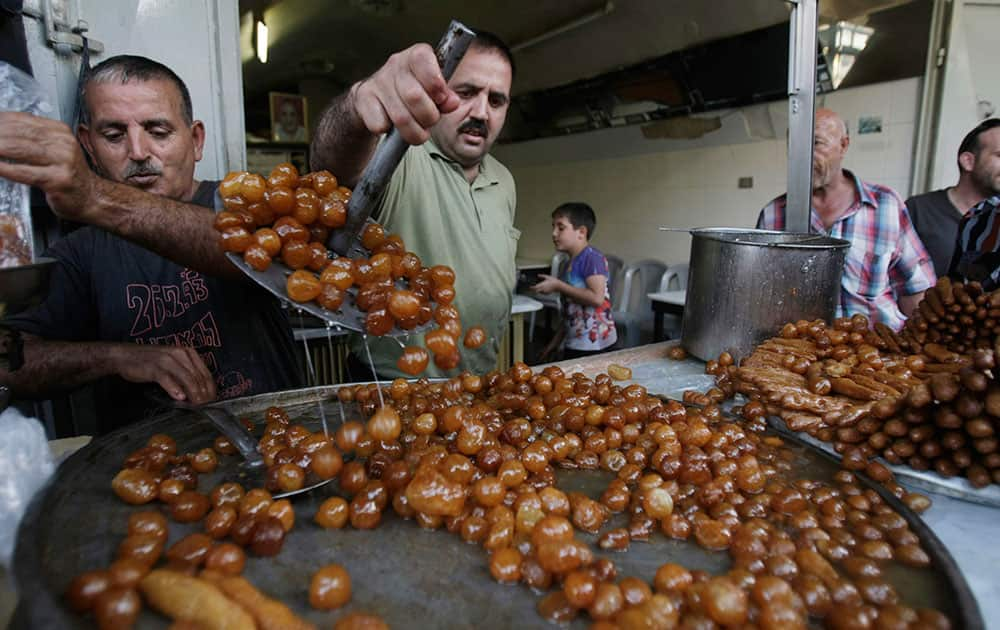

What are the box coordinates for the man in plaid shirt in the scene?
[757,109,935,331]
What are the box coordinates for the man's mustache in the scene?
[123,160,162,179]
[458,119,488,137]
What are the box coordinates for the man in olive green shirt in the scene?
[311,30,518,378]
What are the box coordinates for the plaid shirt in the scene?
[950,195,1000,291]
[756,170,935,331]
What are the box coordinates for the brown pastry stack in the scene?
[717,279,1000,488]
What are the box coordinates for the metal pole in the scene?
[786,0,818,233]
[909,0,951,197]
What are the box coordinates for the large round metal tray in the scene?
[12,385,983,628]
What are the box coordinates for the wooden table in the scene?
[497,294,544,371]
[648,290,686,341]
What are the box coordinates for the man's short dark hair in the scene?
[553,202,597,240]
[957,118,1000,172]
[470,29,516,80]
[81,55,194,126]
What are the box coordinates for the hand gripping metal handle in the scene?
[328,20,476,255]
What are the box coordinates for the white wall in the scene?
[495,77,922,266]
[23,0,245,180]
[928,0,1000,192]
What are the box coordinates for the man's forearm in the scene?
[310,84,379,188]
[84,178,239,278]
[2,338,122,398]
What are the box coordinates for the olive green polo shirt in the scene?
[350,139,519,378]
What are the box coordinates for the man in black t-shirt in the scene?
[906,118,1000,278]
[0,55,300,432]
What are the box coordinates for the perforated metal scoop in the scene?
[225,20,476,336]
[188,404,337,499]
[223,226,381,335]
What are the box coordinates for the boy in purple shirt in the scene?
[532,202,618,359]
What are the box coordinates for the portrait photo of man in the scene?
[269,92,309,143]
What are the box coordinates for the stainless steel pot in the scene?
[680,228,850,361]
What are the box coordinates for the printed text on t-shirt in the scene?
[135,311,222,349]
[126,270,209,336]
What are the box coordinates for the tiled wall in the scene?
[495,77,922,267]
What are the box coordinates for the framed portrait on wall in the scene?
[269,92,309,143]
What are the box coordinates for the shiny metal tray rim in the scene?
[686,227,852,250]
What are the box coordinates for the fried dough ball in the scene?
[286,270,322,303]
[310,564,352,610]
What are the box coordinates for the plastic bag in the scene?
[0,62,53,268]
[0,407,55,569]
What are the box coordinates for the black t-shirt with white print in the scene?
[4,181,302,433]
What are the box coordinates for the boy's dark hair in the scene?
[957,118,1000,173]
[81,55,194,126]
[469,28,516,80]
[553,202,597,240]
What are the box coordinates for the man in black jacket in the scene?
[0,55,300,432]
[906,118,1000,277]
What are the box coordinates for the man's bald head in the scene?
[815,108,848,140]
[812,108,850,189]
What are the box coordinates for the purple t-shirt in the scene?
[561,246,617,351]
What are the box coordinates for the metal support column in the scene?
[786,0,818,233]
[909,0,952,196]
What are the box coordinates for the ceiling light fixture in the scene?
[818,21,874,89]
[255,19,269,64]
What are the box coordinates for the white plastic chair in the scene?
[612,259,668,348]
[658,262,689,292]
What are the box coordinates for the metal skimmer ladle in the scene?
[164,401,336,500]
[224,20,476,336]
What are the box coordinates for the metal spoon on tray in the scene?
[158,398,337,500]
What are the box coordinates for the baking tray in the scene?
[13,385,982,628]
